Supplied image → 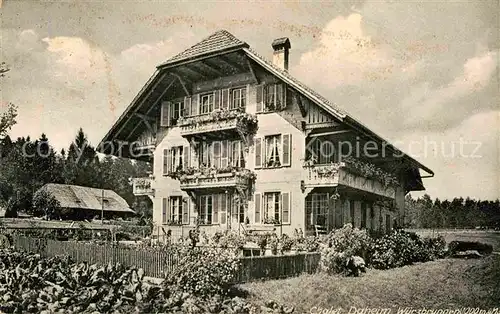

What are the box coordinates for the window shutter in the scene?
[213,194,219,224]
[162,198,168,224]
[256,85,263,113]
[254,137,262,169]
[281,192,290,224]
[163,149,171,175]
[282,85,288,109]
[160,101,171,127]
[191,94,199,116]
[221,140,228,168]
[228,141,234,166]
[214,90,221,110]
[183,96,191,117]
[183,145,190,169]
[220,193,227,224]
[254,193,261,223]
[282,134,291,166]
[182,197,190,224]
[213,141,221,168]
[221,89,229,110]
[276,84,283,109]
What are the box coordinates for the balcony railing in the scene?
[132,177,155,196]
[178,110,257,137]
[303,160,398,199]
[176,169,255,190]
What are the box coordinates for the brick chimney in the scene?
[272,37,291,71]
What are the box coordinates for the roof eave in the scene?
[157,44,249,69]
[344,116,434,176]
[98,69,163,152]
[243,48,346,121]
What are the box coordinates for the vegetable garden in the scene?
[2,224,492,313]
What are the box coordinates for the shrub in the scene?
[164,247,240,298]
[370,230,446,269]
[320,224,373,275]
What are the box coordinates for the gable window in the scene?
[171,101,184,125]
[308,138,335,165]
[200,93,214,114]
[231,87,246,110]
[170,196,183,225]
[161,100,186,127]
[265,135,281,167]
[264,84,284,111]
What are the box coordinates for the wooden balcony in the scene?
[180,171,252,191]
[132,177,155,196]
[178,111,257,141]
[303,163,396,199]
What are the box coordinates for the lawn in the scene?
[241,231,500,312]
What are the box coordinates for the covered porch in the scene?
[304,186,397,237]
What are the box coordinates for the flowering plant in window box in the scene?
[178,109,258,133]
[342,156,399,187]
[262,217,281,225]
[166,219,183,226]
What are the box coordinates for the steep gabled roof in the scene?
[158,30,249,68]
[100,29,433,177]
[38,184,135,214]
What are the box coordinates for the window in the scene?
[169,196,183,225]
[308,138,335,165]
[200,93,214,114]
[265,135,281,167]
[171,101,184,125]
[199,195,213,224]
[198,193,229,225]
[164,146,189,175]
[263,84,284,111]
[263,192,281,223]
[256,134,291,169]
[197,140,238,169]
[231,87,246,109]
[170,146,183,172]
[306,193,329,229]
[160,100,186,127]
[230,140,245,167]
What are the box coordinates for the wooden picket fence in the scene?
[12,236,321,282]
[236,253,321,282]
[13,236,178,278]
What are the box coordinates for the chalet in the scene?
[99,30,433,239]
[37,184,135,220]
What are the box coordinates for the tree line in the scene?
[0,129,152,219]
[405,194,500,229]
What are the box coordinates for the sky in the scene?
[1,0,499,200]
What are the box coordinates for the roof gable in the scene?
[158,30,249,67]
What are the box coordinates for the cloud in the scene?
[42,36,107,87]
[293,13,395,88]
[402,48,499,130]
